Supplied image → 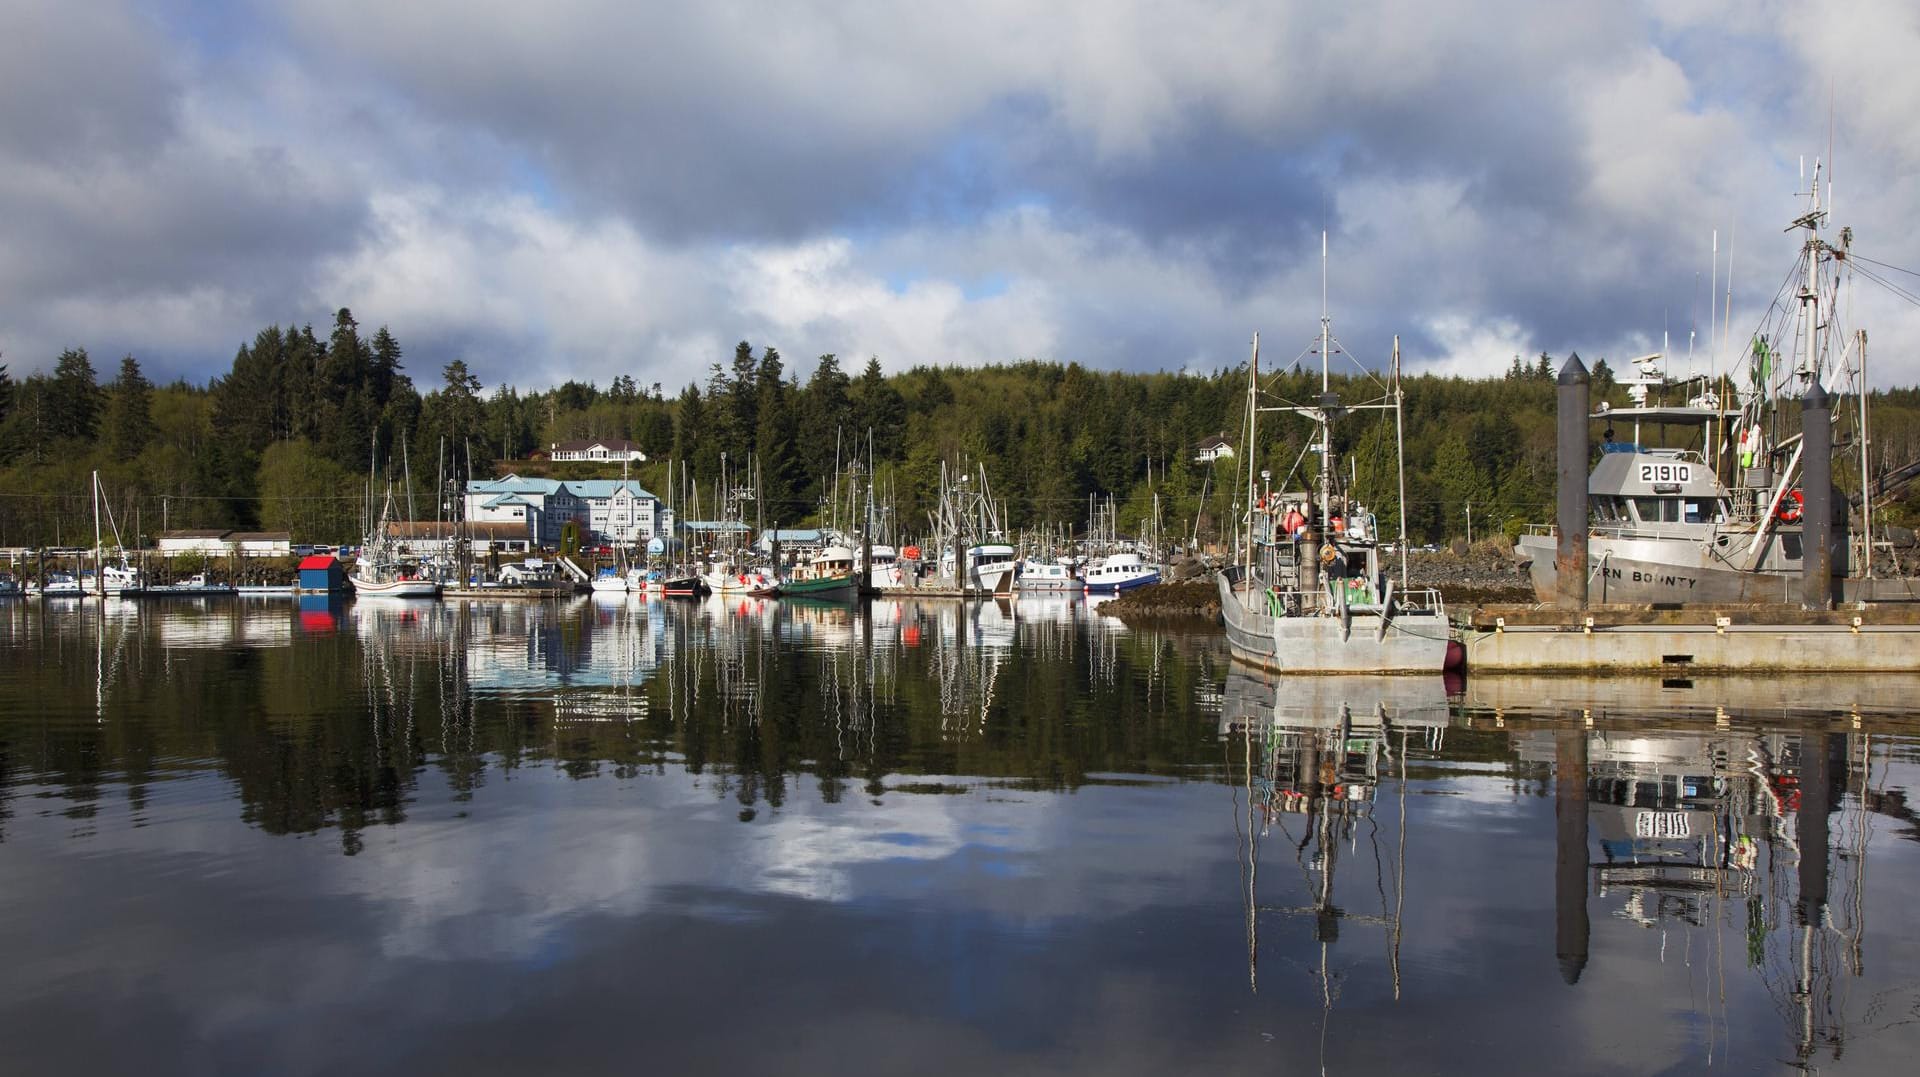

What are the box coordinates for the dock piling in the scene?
[1802,382,1834,611]
[1555,355,1590,610]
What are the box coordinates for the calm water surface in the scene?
[2,595,1918,1075]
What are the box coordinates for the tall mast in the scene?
[1393,336,1410,591]
[1318,231,1333,524]
[1243,333,1259,578]
[92,470,103,599]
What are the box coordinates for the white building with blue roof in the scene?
[465,474,673,548]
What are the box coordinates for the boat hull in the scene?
[778,573,857,600]
[1514,533,1920,604]
[1215,569,1452,674]
[1084,569,1160,594]
[349,577,442,598]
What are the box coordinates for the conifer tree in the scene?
[106,354,155,458]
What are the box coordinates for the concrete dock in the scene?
[1459,602,1920,673]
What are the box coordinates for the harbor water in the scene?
[2,595,1918,1074]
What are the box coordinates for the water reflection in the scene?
[1468,689,1910,1072]
[3,599,1920,1074]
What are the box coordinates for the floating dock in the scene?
[1459,602,1920,674]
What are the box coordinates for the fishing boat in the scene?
[351,489,441,598]
[1214,237,1454,674]
[927,462,1018,594]
[1084,551,1159,593]
[1514,172,1920,604]
[1015,557,1081,592]
[778,544,858,600]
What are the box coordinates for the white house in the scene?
[1193,433,1236,463]
[549,438,647,463]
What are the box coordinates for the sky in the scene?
[3,0,1919,393]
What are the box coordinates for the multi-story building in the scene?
[464,475,671,548]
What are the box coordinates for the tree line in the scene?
[3,312,1918,549]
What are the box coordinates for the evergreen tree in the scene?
[368,326,404,407]
[106,354,155,458]
[753,347,800,514]
[47,348,102,441]
[0,353,12,426]
[799,353,852,498]
[728,341,758,463]
[849,356,904,459]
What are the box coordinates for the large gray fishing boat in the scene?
[1215,241,1456,674]
[1516,167,1920,605]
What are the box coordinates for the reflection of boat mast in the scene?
[1235,697,1411,1065]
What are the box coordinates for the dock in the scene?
[1459,602,1920,674]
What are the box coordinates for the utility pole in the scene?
[1466,501,1473,547]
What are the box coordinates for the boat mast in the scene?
[1318,231,1333,535]
[91,469,103,599]
[1392,336,1410,591]
[1243,333,1259,578]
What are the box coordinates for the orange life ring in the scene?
[1776,489,1803,523]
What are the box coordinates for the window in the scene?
[1682,501,1708,524]
[1632,498,1662,524]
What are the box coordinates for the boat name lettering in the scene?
[1638,463,1691,484]
[1602,566,1697,589]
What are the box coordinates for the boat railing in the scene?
[1252,581,1445,617]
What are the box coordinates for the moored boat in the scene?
[1214,240,1454,675]
[778,544,858,600]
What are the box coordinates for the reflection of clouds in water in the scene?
[113,765,1228,964]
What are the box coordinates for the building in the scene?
[156,530,233,556]
[464,475,671,548]
[229,531,292,557]
[384,521,535,557]
[755,528,826,564]
[154,530,291,557]
[1193,433,1236,463]
[297,555,345,593]
[548,438,647,463]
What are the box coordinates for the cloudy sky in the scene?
[4,0,1919,392]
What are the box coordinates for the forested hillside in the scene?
[4,309,1918,548]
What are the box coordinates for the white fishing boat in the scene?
[1214,236,1455,674]
[1015,558,1081,592]
[1514,174,1920,605]
[351,492,441,598]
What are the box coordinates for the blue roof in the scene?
[561,479,657,499]
[468,476,657,500]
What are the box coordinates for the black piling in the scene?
[1555,355,1591,610]
[1802,382,1834,610]
[1796,732,1833,923]
[1554,726,1590,985]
